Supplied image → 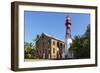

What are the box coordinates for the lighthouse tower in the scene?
[65,16,73,59]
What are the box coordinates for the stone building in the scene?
[36,33,65,59]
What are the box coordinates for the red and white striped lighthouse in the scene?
[65,16,73,58]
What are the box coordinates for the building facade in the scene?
[36,33,65,59]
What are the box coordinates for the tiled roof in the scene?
[41,33,64,43]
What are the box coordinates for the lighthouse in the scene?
[65,16,73,59]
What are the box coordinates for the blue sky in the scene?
[24,11,90,43]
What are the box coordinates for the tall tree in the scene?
[69,24,90,59]
[24,38,39,59]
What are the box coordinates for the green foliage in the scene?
[24,38,38,59]
[69,24,90,59]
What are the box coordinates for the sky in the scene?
[24,11,90,43]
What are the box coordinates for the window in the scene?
[53,41,55,45]
[53,48,55,53]
[57,42,59,47]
